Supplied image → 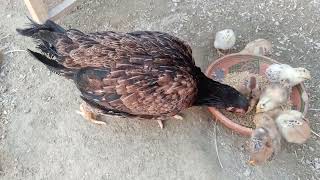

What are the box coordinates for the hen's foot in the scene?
[157,120,164,129]
[77,103,106,125]
[173,114,184,120]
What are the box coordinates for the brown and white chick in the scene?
[214,29,236,56]
[265,64,311,87]
[240,39,272,56]
[256,83,290,113]
[275,110,311,144]
[249,113,281,165]
[238,76,261,113]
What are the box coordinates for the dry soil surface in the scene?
[0,0,320,179]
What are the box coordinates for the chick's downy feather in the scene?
[250,113,281,165]
[275,110,311,144]
[256,84,289,113]
[265,64,311,86]
[214,29,236,50]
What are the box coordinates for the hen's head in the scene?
[195,75,249,113]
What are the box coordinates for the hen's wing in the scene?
[75,66,197,117]
[52,30,195,70]
[66,31,198,117]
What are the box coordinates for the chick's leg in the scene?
[216,49,225,57]
[77,102,106,125]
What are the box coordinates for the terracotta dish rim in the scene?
[205,53,309,137]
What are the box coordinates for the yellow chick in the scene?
[265,64,311,87]
[256,84,289,113]
[249,113,281,165]
[264,107,282,119]
[275,110,311,144]
[214,29,236,56]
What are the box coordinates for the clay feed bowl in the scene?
[205,54,309,136]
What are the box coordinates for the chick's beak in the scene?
[256,106,263,113]
[304,73,311,80]
[248,160,256,166]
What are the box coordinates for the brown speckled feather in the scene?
[17,20,250,119]
[48,29,198,118]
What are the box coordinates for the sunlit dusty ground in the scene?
[0,0,319,179]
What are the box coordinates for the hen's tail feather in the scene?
[27,49,74,78]
[16,19,65,37]
[17,19,67,58]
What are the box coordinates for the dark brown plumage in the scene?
[17,20,249,126]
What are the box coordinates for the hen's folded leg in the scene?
[173,114,184,120]
[76,102,106,125]
[157,120,164,129]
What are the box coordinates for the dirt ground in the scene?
[1,0,320,179]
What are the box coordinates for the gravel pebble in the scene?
[244,168,251,177]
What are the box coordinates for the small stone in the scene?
[306,159,311,164]
[275,52,281,56]
[172,0,181,2]
[174,2,178,6]
[24,108,31,113]
[275,21,280,26]
[309,146,315,151]
[243,168,251,177]
[314,161,320,170]
[6,14,12,18]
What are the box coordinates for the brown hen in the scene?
[17,20,249,128]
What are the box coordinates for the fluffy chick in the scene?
[256,83,290,113]
[238,76,257,97]
[240,39,272,56]
[214,29,236,56]
[249,128,273,165]
[265,64,311,87]
[275,110,311,144]
[238,76,261,113]
[249,114,281,165]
